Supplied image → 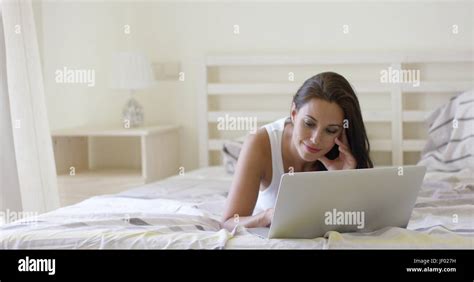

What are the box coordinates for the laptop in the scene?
[248,165,426,239]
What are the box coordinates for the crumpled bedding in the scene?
[0,166,472,249]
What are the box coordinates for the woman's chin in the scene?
[299,150,322,162]
[305,156,320,162]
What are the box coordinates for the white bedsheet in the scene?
[0,166,472,249]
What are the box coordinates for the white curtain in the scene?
[0,0,59,216]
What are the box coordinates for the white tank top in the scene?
[253,117,289,215]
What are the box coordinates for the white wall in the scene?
[35,1,473,170]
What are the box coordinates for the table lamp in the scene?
[110,52,155,127]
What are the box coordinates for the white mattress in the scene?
[0,166,473,249]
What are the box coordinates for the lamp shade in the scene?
[109,52,155,90]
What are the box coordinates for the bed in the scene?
[0,165,472,249]
[0,53,473,249]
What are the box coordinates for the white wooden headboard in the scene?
[198,52,474,168]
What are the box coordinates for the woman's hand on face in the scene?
[317,128,357,170]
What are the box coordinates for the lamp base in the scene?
[122,97,144,127]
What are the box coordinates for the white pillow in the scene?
[418,89,474,172]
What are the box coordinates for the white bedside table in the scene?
[51,125,180,206]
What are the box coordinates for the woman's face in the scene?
[291,98,345,162]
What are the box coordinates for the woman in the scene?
[221,72,373,231]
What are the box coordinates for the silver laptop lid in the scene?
[268,166,426,239]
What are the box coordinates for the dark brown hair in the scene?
[292,72,373,170]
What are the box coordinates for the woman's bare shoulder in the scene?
[237,128,272,181]
[243,128,271,159]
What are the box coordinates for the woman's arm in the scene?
[222,208,274,231]
[221,130,273,231]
